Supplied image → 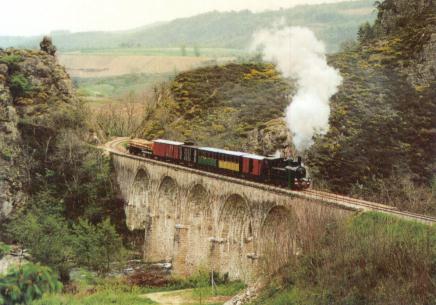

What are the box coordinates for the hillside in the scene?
[138,0,435,214]
[308,0,436,203]
[0,0,376,53]
[0,41,135,292]
[0,47,78,219]
[139,63,293,152]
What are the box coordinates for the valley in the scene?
[0,0,435,304]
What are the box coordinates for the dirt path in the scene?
[142,289,230,305]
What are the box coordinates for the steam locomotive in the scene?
[127,138,310,190]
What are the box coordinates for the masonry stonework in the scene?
[111,153,352,282]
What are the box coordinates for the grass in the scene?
[254,211,436,305]
[33,270,244,305]
[248,286,301,305]
[75,73,172,98]
[34,276,157,305]
[193,281,246,298]
[33,290,156,305]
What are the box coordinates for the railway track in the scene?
[303,189,436,224]
[103,137,436,225]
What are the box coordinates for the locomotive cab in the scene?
[270,156,310,189]
[285,157,310,189]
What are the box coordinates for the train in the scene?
[127,138,310,190]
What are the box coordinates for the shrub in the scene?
[0,263,62,305]
[10,73,32,96]
[0,55,22,65]
[71,218,125,274]
[0,242,11,259]
[8,212,74,281]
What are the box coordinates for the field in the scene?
[61,48,244,100]
[59,54,216,78]
[75,73,171,99]
[67,47,247,57]
[59,48,244,78]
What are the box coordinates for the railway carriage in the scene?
[197,147,244,173]
[152,139,183,160]
[127,138,310,190]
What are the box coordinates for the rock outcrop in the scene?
[0,46,77,220]
[374,0,436,86]
[244,118,292,156]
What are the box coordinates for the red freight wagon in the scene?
[242,154,265,177]
[152,139,183,160]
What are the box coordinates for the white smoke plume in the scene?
[252,26,342,152]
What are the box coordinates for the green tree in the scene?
[71,218,100,270]
[0,263,62,305]
[95,218,125,273]
[8,212,74,281]
[71,218,124,273]
[357,22,374,43]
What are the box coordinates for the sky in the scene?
[1,0,355,36]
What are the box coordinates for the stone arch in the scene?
[218,194,252,239]
[259,205,297,274]
[126,168,151,230]
[215,194,254,281]
[159,176,178,200]
[174,183,212,275]
[157,175,180,219]
[131,168,150,207]
[187,184,210,219]
[148,175,179,263]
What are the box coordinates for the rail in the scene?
[103,138,436,225]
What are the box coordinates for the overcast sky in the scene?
[0,0,356,36]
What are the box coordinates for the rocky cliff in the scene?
[0,47,77,220]
[307,0,435,204]
[373,0,436,86]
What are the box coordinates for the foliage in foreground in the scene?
[8,212,124,280]
[256,212,436,305]
[0,263,62,305]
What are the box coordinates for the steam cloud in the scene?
[252,26,342,152]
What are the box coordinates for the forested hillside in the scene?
[0,0,375,53]
[0,43,129,285]
[308,0,435,211]
[138,0,435,215]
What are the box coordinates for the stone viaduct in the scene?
[110,149,359,282]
